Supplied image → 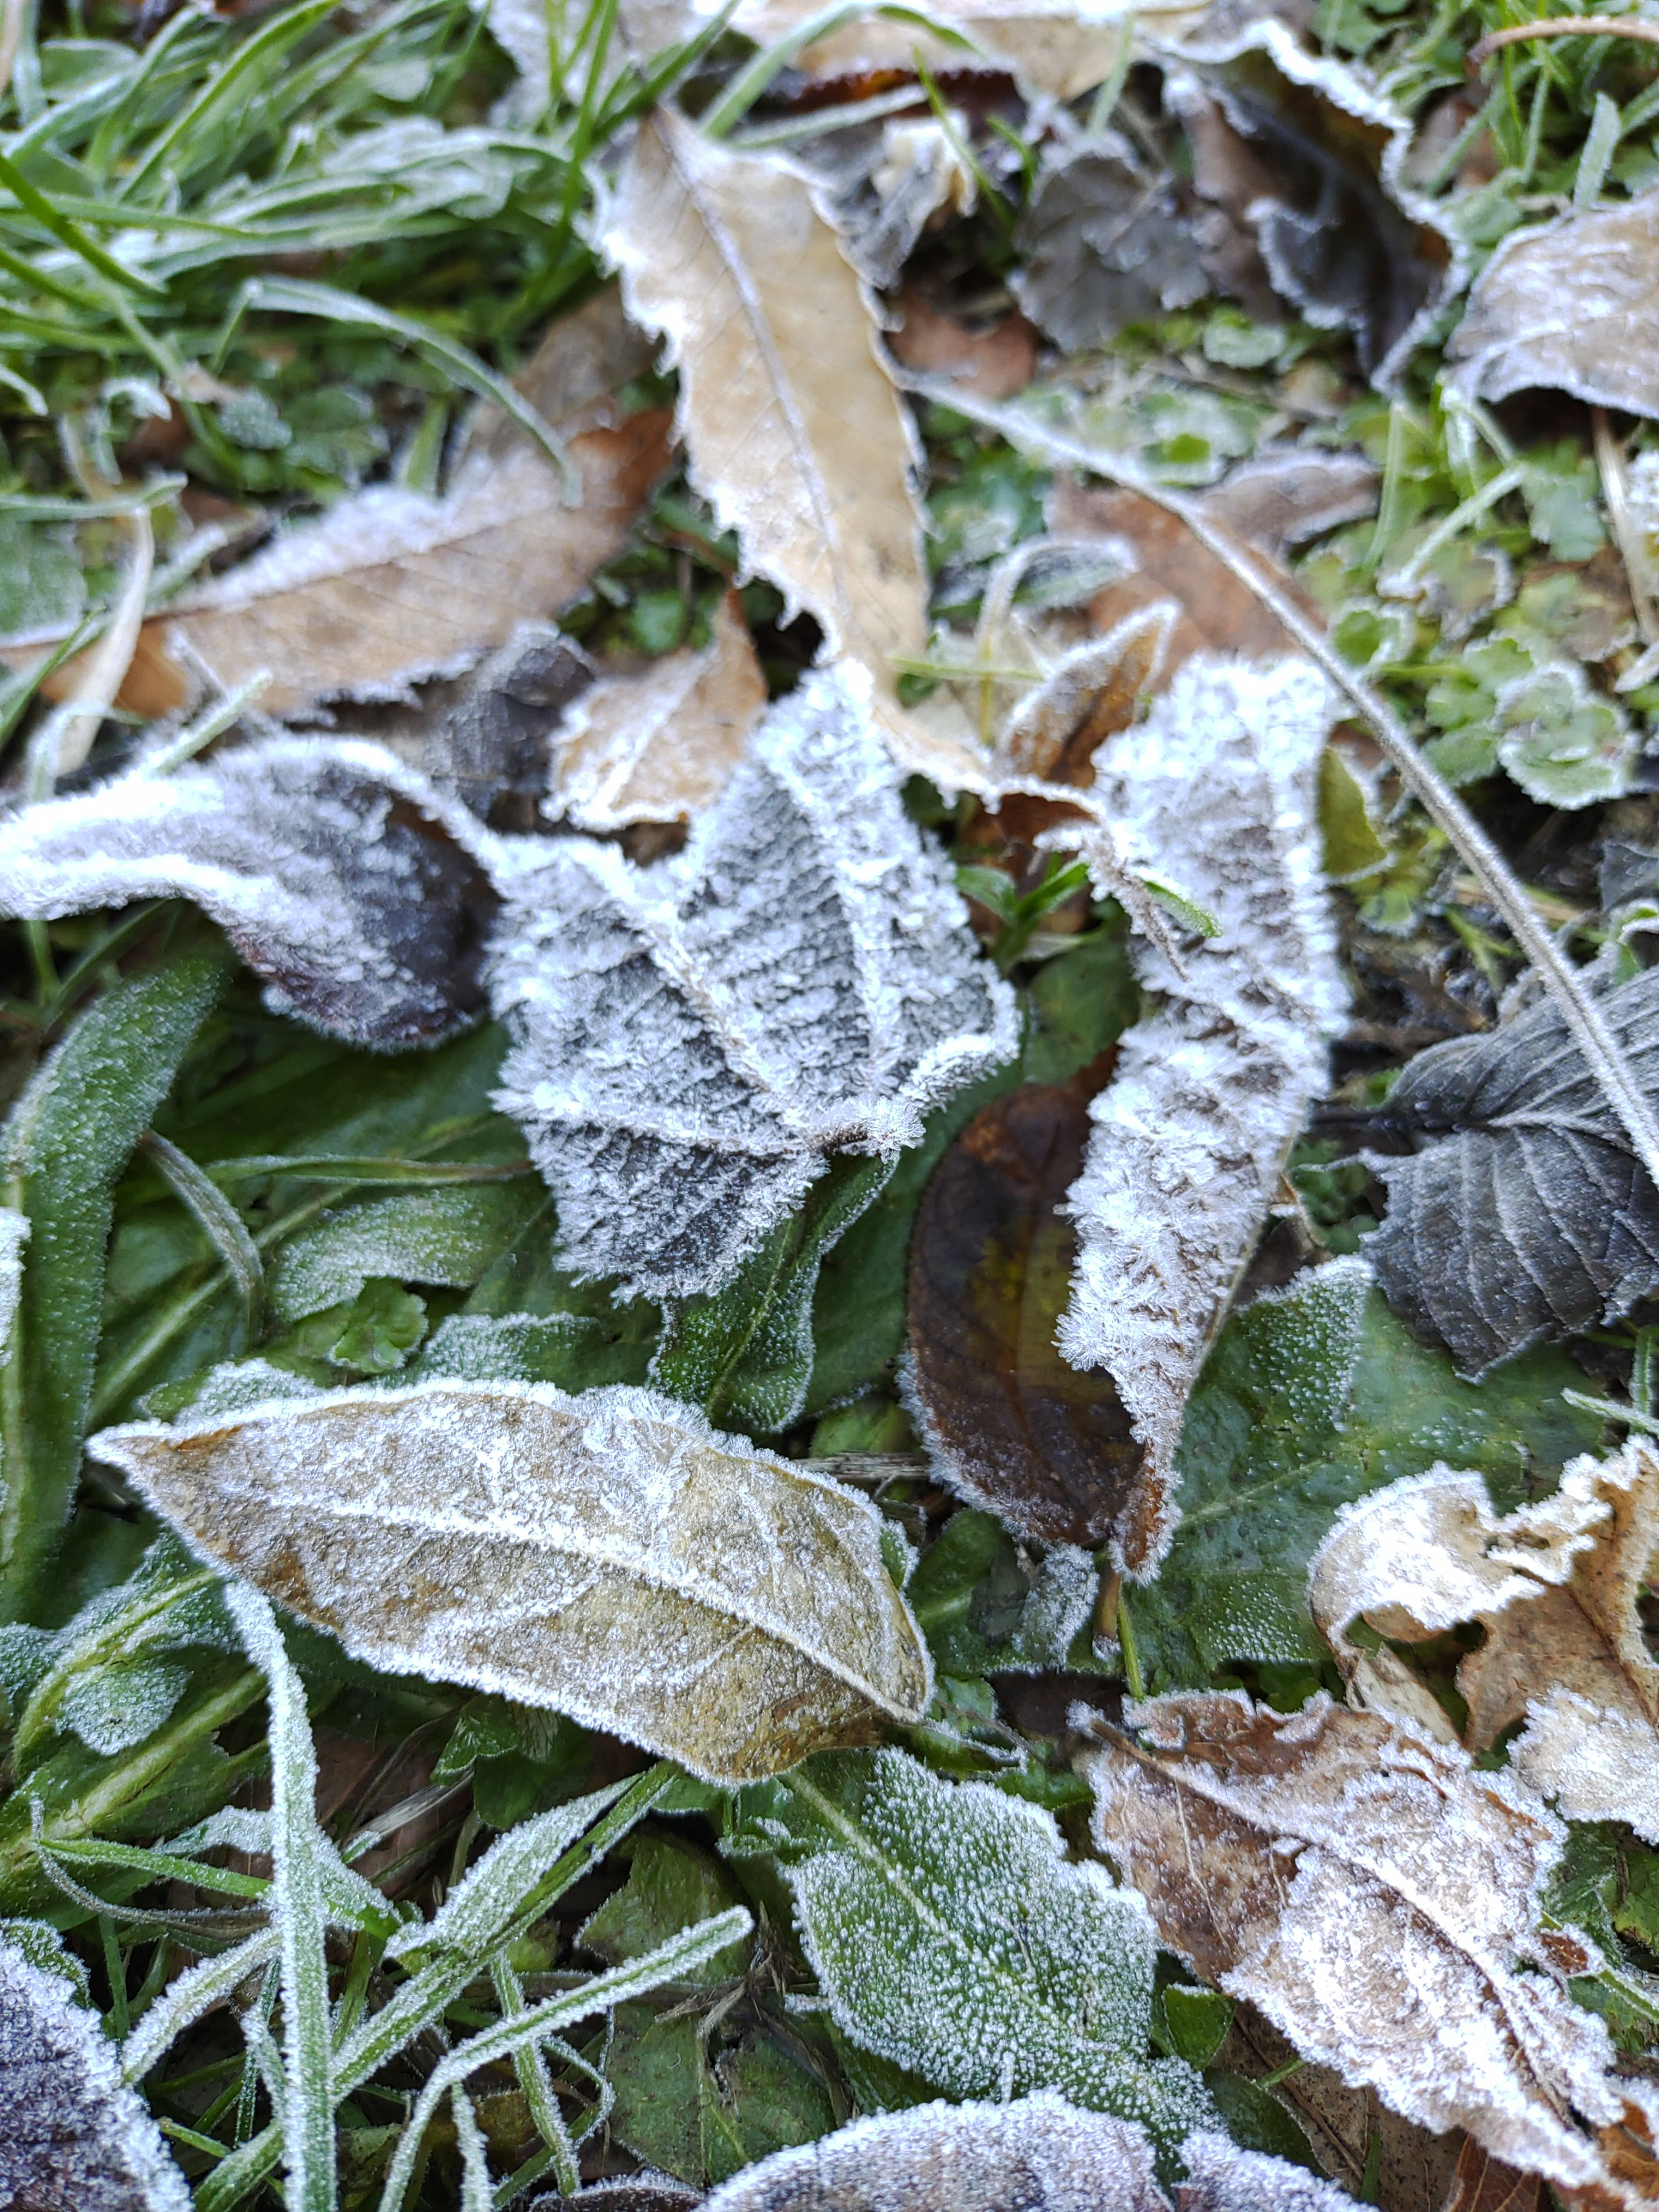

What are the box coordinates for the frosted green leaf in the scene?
[489,662,1017,1303]
[741,1747,1212,2150]
[59,1658,190,1756]
[93,1380,932,1783]
[0,1211,25,1367]
[0,1915,89,2001]
[0,949,227,1616]
[412,1310,650,1392]
[269,1181,543,1322]
[0,1931,192,2211]
[1493,660,1636,809]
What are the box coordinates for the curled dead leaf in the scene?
[1308,1440,1659,1842]
[1083,1691,1659,2207]
[91,1379,932,1785]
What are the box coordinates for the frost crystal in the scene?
[699,2092,1168,2212]
[91,1379,932,1784]
[490,663,1016,1299]
[769,1747,1212,2150]
[0,1931,191,2212]
[1058,655,1345,1574]
[0,740,500,1048]
[59,1657,189,1756]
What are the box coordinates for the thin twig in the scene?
[1470,15,1659,63]
[894,373,1659,1193]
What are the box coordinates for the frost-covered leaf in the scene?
[1127,1261,1605,1690]
[395,622,595,831]
[0,1929,191,2211]
[269,1180,543,1322]
[1162,22,1462,386]
[1364,966,1659,1376]
[811,116,977,292]
[1198,451,1379,560]
[1083,1691,1659,2205]
[906,1507,1101,1678]
[1309,1440,1659,1842]
[1055,655,1345,1574]
[549,590,766,832]
[91,1379,932,1783]
[653,1154,891,1432]
[412,1309,653,1393]
[0,1212,24,1371]
[0,739,499,1049]
[122,290,671,717]
[1012,138,1210,354]
[906,1082,1139,1546]
[698,2092,1168,2212]
[490,662,1016,1302]
[1178,2130,1362,2212]
[0,951,226,1617]
[1490,658,1637,809]
[599,112,976,788]
[731,1745,1212,2149]
[1449,188,1659,420]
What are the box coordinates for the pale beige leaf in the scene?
[548,590,767,830]
[598,112,984,789]
[1083,1691,1659,2207]
[120,291,672,719]
[90,1379,933,1784]
[1449,189,1659,418]
[1308,1443,1659,1841]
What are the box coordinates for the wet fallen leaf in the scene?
[548,590,767,831]
[91,1378,932,1785]
[599,110,982,789]
[0,1928,190,2211]
[904,1081,1140,1546]
[1364,966,1659,1378]
[490,661,1016,1301]
[1308,1440,1659,1842]
[1163,21,1462,384]
[1449,189,1659,418]
[0,739,498,1048]
[99,291,672,719]
[1055,655,1345,1574]
[1084,1692,1659,2206]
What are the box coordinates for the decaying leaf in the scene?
[599,111,974,784]
[1162,21,1461,386]
[811,116,978,291]
[490,661,1017,1301]
[1012,136,1210,353]
[996,603,1173,786]
[104,290,671,719]
[738,1745,1213,2147]
[1364,966,1659,1378]
[1084,1691,1659,2205]
[0,1929,191,2211]
[1308,1440,1659,1842]
[886,291,1038,405]
[0,739,498,1048]
[1449,189,1659,419]
[548,590,767,831]
[393,623,596,831]
[696,2093,1167,2212]
[1055,654,1345,1574]
[91,1379,932,1784]
[904,1081,1140,1546]
[1197,451,1379,560]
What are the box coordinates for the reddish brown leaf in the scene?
[904,1081,1140,1547]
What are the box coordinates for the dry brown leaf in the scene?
[1308,1442,1659,1842]
[1197,451,1379,560]
[1441,2136,1547,2212]
[997,602,1174,784]
[70,291,673,720]
[1083,1691,1659,2208]
[887,290,1038,404]
[547,590,767,831]
[91,1378,933,1785]
[1449,189,1659,418]
[599,110,990,792]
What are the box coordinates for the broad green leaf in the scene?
[728,1746,1212,2151]
[579,1829,748,1984]
[412,1310,652,1395]
[653,1155,891,1432]
[269,1181,546,1322]
[0,948,228,1617]
[601,2005,841,2189]
[431,1694,593,1829]
[1133,1259,1608,1689]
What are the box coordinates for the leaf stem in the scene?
[899,376,1659,1197]
[1470,16,1659,63]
